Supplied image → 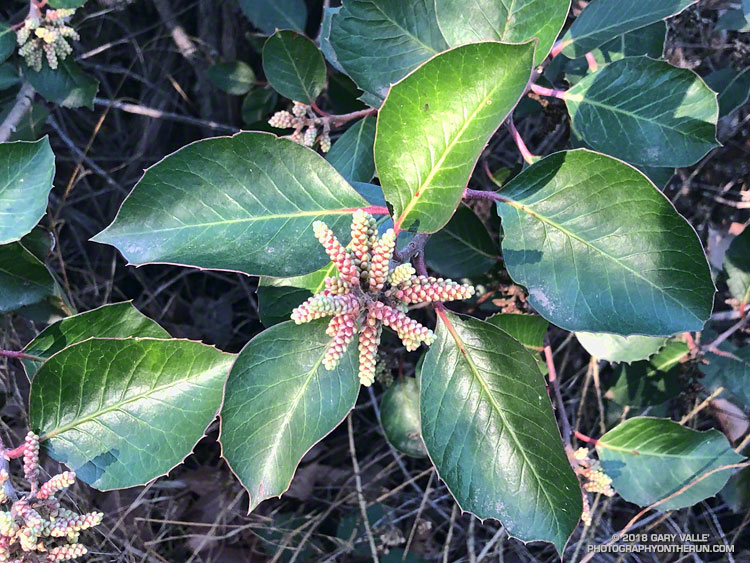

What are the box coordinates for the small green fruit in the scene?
[381,377,427,458]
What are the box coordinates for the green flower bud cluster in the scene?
[268,101,331,153]
[0,432,103,562]
[290,210,476,386]
[16,9,79,72]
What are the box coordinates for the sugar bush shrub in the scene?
[1,0,749,557]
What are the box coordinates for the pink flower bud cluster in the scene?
[22,433,39,488]
[0,433,104,562]
[290,210,475,386]
[392,276,475,304]
[312,222,359,285]
[268,102,332,153]
[368,229,396,293]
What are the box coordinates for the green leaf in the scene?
[25,59,99,109]
[241,87,278,125]
[608,341,688,407]
[485,313,548,350]
[91,132,371,277]
[0,64,20,91]
[30,337,233,490]
[722,450,750,513]
[237,0,307,34]
[424,204,498,277]
[320,7,345,73]
[575,333,667,363]
[220,319,359,512]
[207,61,256,95]
[420,311,580,553]
[562,22,666,85]
[0,137,55,244]
[496,149,715,336]
[565,57,718,167]
[325,116,376,183]
[716,9,750,32]
[381,377,427,458]
[329,0,448,105]
[351,181,386,207]
[0,23,14,65]
[22,302,169,379]
[724,227,750,309]
[257,262,334,326]
[701,346,750,411]
[435,0,569,65]
[705,67,750,119]
[47,0,87,8]
[376,41,534,233]
[262,31,326,104]
[0,241,57,314]
[597,417,745,510]
[561,0,698,58]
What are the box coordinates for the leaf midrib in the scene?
[497,194,702,322]
[397,79,511,227]
[369,1,441,55]
[565,87,712,143]
[41,368,222,441]
[97,207,364,237]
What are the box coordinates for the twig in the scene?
[530,83,567,100]
[392,234,429,264]
[506,116,538,165]
[0,350,45,362]
[0,82,35,143]
[92,98,237,132]
[347,414,379,562]
[703,316,748,352]
[441,503,458,563]
[544,337,572,447]
[401,471,434,561]
[152,0,198,61]
[679,386,724,425]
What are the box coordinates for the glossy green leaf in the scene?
[420,311,580,553]
[485,313,548,350]
[220,319,359,512]
[716,9,750,32]
[0,241,56,314]
[0,64,20,91]
[237,0,307,34]
[608,341,688,406]
[566,57,718,167]
[319,7,345,73]
[424,205,498,278]
[22,302,169,379]
[561,0,698,58]
[597,417,745,510]
[92,132,371,277]
[701,346,750,410]
[435,0,569,65]
[30,338,233,490]
[381,377,427,458]
[25,59,99,109]
[575,333,667,363]
[325,116,376,183]
[241,87,278,125]
[0,137,55,244]
[262,31,326,104]
[496,150,714,336]
[0,23,14,64]
[562,22,666,85]
[47,0,87,7]
[376,41,534,233]
[705,67,750,118]
[724,227,750,309]
[207,61,255,95]
[257,262,334,326]
[20,226,54,261]
[329,0,448,106]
